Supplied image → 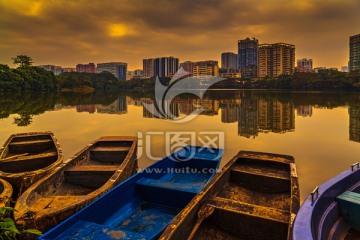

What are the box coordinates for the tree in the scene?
[12,55,33,68]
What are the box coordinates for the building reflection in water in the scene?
[297,105,313,117]
[349,105,360,143]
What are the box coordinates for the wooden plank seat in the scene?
[90,146,130,152]
[9,139,53,146]
[0,152,57,163]
[210,196,289,224]
[65,165,119,173]
[136,178,202,194]
[231,164,290,181]
[230,163,290,193]
[9,139,54,153]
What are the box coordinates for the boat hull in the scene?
[0,132,63,198]
[14,136,138,233]
[160,151,300,240]
[292,166,360,240]
[40,145,223,240]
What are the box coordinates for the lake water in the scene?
[1,90,360,202]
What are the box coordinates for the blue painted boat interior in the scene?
[40,146,223,240]
[292,167,360,240]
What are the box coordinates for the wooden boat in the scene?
[292,162,360,240]
[14,136,138,233]
[0,178,13,207]
[159,150,300,240]
[0,132,63,198]
[39,145,223,240]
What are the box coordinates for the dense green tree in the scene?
[12,55,33,68]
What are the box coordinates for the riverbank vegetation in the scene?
[1,55,360,92]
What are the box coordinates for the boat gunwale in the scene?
[159,150,298,240]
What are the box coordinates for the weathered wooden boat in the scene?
[0,132,63,198]
[292,162,360,240]
[160,150,300,240]
[39,145,223,240]
[14,136,138,233]
[0,178,13,207]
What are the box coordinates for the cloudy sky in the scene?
[1,0,359,70]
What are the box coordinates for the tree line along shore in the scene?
[1,55,360,93]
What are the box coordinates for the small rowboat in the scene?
[0,178,13,207]
[159,151,300,240]
[0,132,63,198]
[14,136,138,233]
[292,162,360,240]
[40,145,223,240]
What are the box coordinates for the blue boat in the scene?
[292,162,360,240]
[40,145,223,240]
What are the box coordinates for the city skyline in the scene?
[1,0,359,70]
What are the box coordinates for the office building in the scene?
[62,67,76,73]
[39,65,62,75]
[179,61,197,74]
[143,59,155,78]
[296,58,313,72]
[349,34,360,72]
[221,52,238,70]
[193,65,219,78]
[238,37,258,78]
[97,62,127,80]
[143,57,179,78]
[258,43,295,78]
[76,63,96,73]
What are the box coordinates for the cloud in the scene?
[0,0,359,69]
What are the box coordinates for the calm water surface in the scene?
[1,90,360,202]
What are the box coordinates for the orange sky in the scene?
[0,0,359,70]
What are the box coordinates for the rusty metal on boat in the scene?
[159,151,300,240]
[14,136,138,233]
[0,132,63,198]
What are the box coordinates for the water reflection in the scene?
[349,105,360,143]
[1,91,360,144]
[1,90,360,201]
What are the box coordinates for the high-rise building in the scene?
[143,59,155,78]
[76,63,96,73]
[258,43,295,78]
[296,58,313,72]
[221,52,238,70]
[349,34,360,72]
[238,37,258,78]
[61,67,76,73]
[97,62,127,80]
[143,57,179,78]
[154,57,179,78]
[179,61,197,74]
[193,65,219,78]
[39,65,62,75]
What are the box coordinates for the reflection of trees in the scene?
[0,91,121,127]
[0,92,58,127]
